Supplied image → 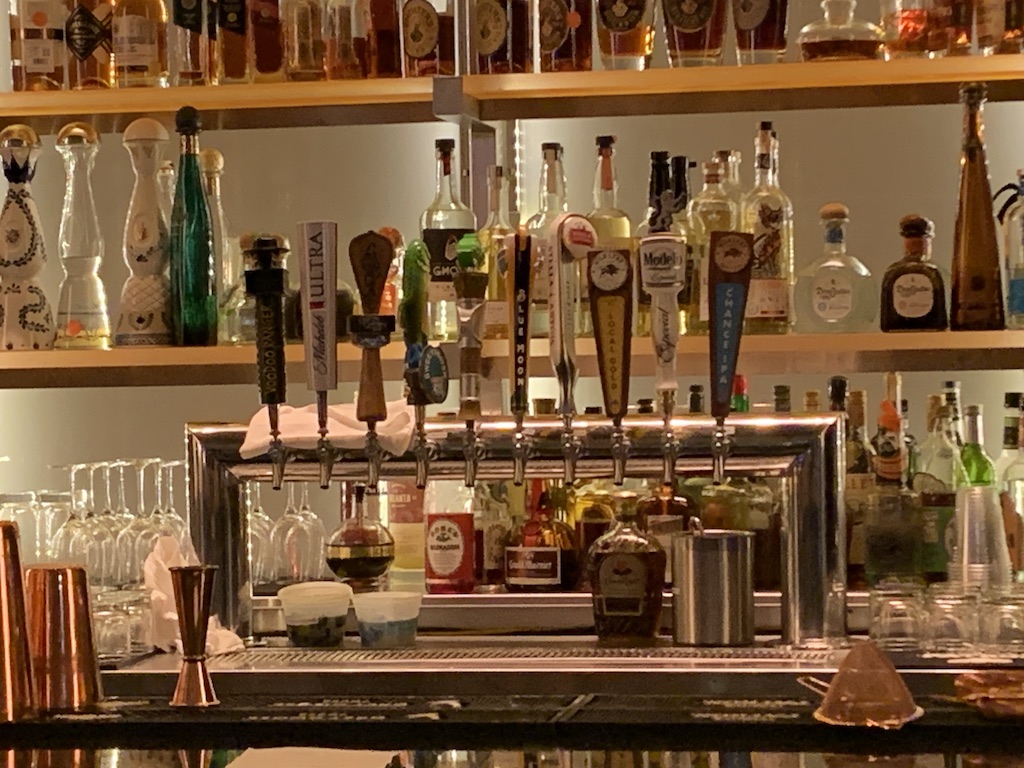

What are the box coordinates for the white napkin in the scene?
[143,536,245,656]
[239,399,415,460]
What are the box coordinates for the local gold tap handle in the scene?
[707,231,754,421]
[349,231,395,425]
[243,237,288,405]
[639,234,687,398]
[508,233,532,418]
[587,248,633,422]
[454,270,489,423]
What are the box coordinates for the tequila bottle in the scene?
[422,138,476,341]
[635,151,680,337]
[714,149,743,207]
[216,0,251,82]
[200,149,243,345]
[11,0,66,90]
[794,203,877,333]
[1000,170,1024,329]
[171,0,208,84]
[525,143,568,339]
[479,165,514,340]
[880,214,948,331]
[55,122,111,350]
[741,121,793,334]
[113,0,168,86]
[65,0,113,88]
[587,136,633,338]
[686,160,737,336]
[169,107,217,347]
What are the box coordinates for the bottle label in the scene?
[746,278,788,318]
[484,299,508,332]
[173,0,204,33]
[66,3,110,61]
[811,274,853,322]
[1003,484,1024,572]
[388,481,425,570]
[219,0,246,33]
[483,520,510,571]
[19,2,64,73]
[665,0,715,31]
[505,546,561,585]
[597,553,648,616]
[732,0,768,30]
[113,15,160,67]
[425,512,473,581]
[751,202,785,279]
[598,0,646,32]
[424,228,473,302]
[403,0,440,59]
[1009,277,1024,316]
[892,273,934,319]
[537,0,571,51]
[474,0,508,56]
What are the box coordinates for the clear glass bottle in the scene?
[670,155,699,335]
[796,0,883,60]
[480,166,514,340]
[1000,407,1024,579]
[880,0,948,58]
[324,0,364,78]
[113,0,168,86]
[996,392,1023,479]
[686,160,737,337]
[714,149,743,207]
[951,83,1006,332]
[976,0,1010,54]
[943,379,965,448]
[11,0,66,90]
[400,0,456,76]
[1000,170,1024,329]
[534,0,592,70]
[845,389,877,589]
[422,138,476,342]
[741,121,794,335]
[595,0,655,70]
[284,0,327,80]
[471,0,531,73]
[662,0,728,66]
[158,160,175,224]
[251,0,286,80]
[199,148,243,346]
[733,0,789,64]
[525,142,568,340]
[588,136,633,338]
[880,214,948,331]
[65,0,114,88]
[794,203,877,333]
[171,0,208,84]
[962,405,996,486]
[216,0,251,82]
[55,123,111,350]
[635,151,682,339]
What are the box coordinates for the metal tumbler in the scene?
[170,565,220,708]
[0,522,34,721]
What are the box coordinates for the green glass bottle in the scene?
[961,404,996,486]
[169,106,217,346]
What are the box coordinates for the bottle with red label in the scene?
[425,482,477,593]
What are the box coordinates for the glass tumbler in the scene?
[869,582,925,651]
[0,493,38,565]
[979,587,1024,654]
[93,608,132,659]
[924,585,978,652]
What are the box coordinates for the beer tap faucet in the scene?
[349,231,396,493]
[639,233,688,485]
[454,239,489,488]
[508,233,532,487]
[297,222,338,489]
[548,215,597,488]
[706,231,754,485]
[243,235,289,489]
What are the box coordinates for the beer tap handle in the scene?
[455,266,489,487]
[508,233,532,487]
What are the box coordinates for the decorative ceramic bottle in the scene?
[55,122,111,349]
[117,117,173,346]
[0,125,55,351]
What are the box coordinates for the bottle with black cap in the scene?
[169,106,216,346]
[688,384,705,414]
[635,151,679,337]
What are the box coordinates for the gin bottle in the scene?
[55,122,111,349]
[794,203,877,333]
[587,136,633,338]
[479,166,514,340]
[686,160,737,336]
[880,214,948,331]
[525,143,568,339]
[422,138,476,341]
[741,121,794,334]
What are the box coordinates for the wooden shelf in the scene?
[0,79,436,134]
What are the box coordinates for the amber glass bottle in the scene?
[504,487,580,592]
[880,215,948,332]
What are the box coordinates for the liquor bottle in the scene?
[946,0,972,54]
[951,84,1005,331]
[422,138,476,341]
[688,383,704,413]
[741,122,794,335]
[943,379,965,447]
[976,0,1009,53]
[216,0,250,82]
[55,122,111,350]
[828,375,847,412]
[384,479,425,576]
[252,0,286,80]
[424,481,476,594]
[796,0,883,60]
[11,0,66,90]
[1000,406,1024,578]
[535,0,592,70]
[794,203,877,333]
[587,136,633,338]
[731,374,749,413]
[575,489,614,580]
[478,166,513,340]
[324,0,363,78]
[733,0,788,64]
[400,0,456,76]
[685,162,736,337]
[326,483,395,591]
[879,0,949,57]
[912,400,962,584]
[845,389,876,589]
[525,143,568,339]
[961,405,996,486]
[476,482,513,588]
[872,373,906,486]
[662,0,728,65]
[169,107,217,347]
[504,486,579,592]
[803,390,820,412]
[472,0,530,72]
[596,0,654,70]
[200,149,243,345]
[117,118,172,347]
[359,0,402,77]
[588,491,666,644]
[669,156,699,335]
[635,151,679,338]
[880,214,949,331]
[995,392,1023,479]
[1000,0,1024,52]
[284,0,327,79]
[65,0,114,88]
[902,398,919,479]
[171,0,208,84]
[773,384,791,413]
[636,482,695,586]
[998,170,1024,329]
[112,0,168,86]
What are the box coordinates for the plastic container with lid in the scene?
[277,582,353,647]
[352,591,422,649]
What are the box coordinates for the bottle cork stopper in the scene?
[819,203,849,220]
[199,148,224,174]
[175,106,202,135]
[899,214,934,239]
[959,82,987,104]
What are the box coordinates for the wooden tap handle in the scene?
[358,348,387,424]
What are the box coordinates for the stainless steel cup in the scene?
[25,564,102,713]
[672,529,755,646]
[0,522,35,721]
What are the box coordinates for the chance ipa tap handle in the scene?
[587,247,633,423]
[508,233,532,419]
[707,231,754,421]
[639,234,687,402]
[349,231,395,425]
[243,235,288,408]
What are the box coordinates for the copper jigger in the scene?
[35,750,98,768]
[25,564,100,714]
[0,523,34,721]
[170,565,220,708]
[178,749,212,768]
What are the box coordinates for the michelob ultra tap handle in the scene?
[639,234,687,395]
[587,247,633,422]
[508,233,532,419]
[349,231,395,424]
[297,221,338,394]
[707,231,754,421]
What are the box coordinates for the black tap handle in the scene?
[245,237,288,406]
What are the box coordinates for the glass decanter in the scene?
[797,0,884,60]
[326,483,396,592]
[55,122,111,349]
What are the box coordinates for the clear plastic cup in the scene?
[352,591,422,649]
[277,582,353,647]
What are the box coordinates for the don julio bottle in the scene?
[880,215,948,331]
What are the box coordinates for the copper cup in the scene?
[170,565,219,708]
[0,523,34,722]
[35,751,98,768]
[178,749,212,768]
[25,564,102,714]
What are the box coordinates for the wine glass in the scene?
[133,460,182,569]
[270,483,326,586]
[245,481,272,588]
[116,458,161,588]
[156,460,190,547]
[49,463,88,563]
[69,462,117,590]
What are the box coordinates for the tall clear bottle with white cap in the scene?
[525,142,568,339]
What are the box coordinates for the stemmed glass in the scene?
[116,458,161,589]
[270,482,326,586]
[49,463,88,564]
[156,460,190,547]
[69,462,117,590]
[245,482,272,589]
[133,460,182,570]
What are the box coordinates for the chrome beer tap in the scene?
[508,233,532,487]
[243,235,290,489]
[639,233,688,485]
[706,231,754,485]
[454,252,489,488]
[548,214,597,488]
[297,222,339,489]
